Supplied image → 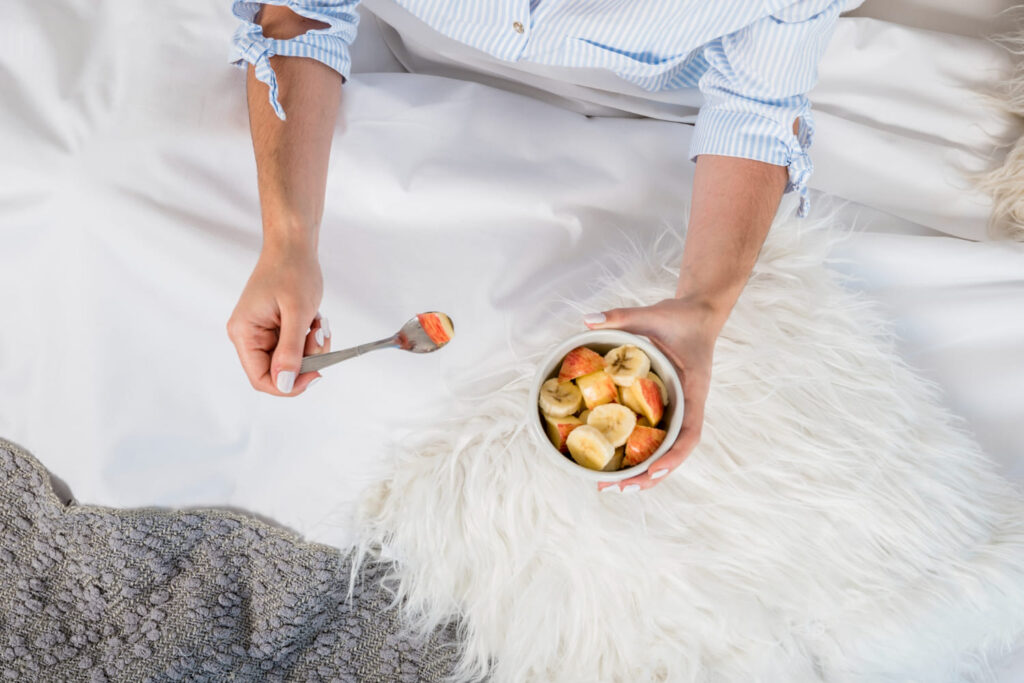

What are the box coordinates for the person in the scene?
[225,0,861,492]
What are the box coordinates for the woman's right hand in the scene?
[227,242,330,396]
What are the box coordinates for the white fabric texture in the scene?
[850,0,1020,38]
[354,217,1024,682]
[1,0,1024,678]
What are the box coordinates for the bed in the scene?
[1,0,1022,678]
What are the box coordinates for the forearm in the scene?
[246,7,343,254]
[676,154,787,325]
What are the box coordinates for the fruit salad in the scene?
[539,344,669,471]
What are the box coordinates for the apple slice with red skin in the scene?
[543,413,583,453]
[575,370,618,410]
[558,346,605,383]
[624,376,664,426]
[624,425,667,467]
[417,312,454,345]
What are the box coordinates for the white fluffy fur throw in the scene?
[354,216,1024,682]
[978,25,1024,241]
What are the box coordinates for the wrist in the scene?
[673,279,741,331]
[261,219,319,256]
[675,270,743,306]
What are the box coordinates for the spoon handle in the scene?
[299,336,398,374]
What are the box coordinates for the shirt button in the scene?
[512,21,524,34]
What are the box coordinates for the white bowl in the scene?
[528,329,684,482]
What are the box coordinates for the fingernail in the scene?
[276,371,296,394]
[650,469,669,480]
[322,317,331,338]
[600,485,619,493]
[582,312,606,325]
[315,328,325,346]
[622,484,641,494]
[308,376,322,389]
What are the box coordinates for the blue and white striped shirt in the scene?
[231,0,861,215]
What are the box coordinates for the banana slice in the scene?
[586,403,637,448]
[648,372,669,404]
[566,425,616,470]
[538,377,582,418]
[578,409,591,424]
[604,345,651,387]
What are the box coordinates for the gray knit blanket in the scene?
[0,438,461,682]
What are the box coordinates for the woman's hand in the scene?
[227,242,330,396]
[584,297,727,492]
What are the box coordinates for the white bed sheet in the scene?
[850,0,1021,38]
[1,1,1022,676]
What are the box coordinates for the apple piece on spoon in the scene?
[416,311,455,346]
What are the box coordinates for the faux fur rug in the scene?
[977,25,1024,240]
[353,214,1024,682]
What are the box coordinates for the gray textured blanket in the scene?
[0,438,460,682]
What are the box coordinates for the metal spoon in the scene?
[298,311,454,374]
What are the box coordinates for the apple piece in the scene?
[624,426,667,467]
[557,346,605,383]
[543,413,583,453]
[603,446,625,472]
[618,385,645,415]
[417,312,454,345]
[625,377,663,427]
[575,370,618,410]
[647,372,669,404]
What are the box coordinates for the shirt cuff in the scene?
[688,106,815,218]
[230,1,359,121]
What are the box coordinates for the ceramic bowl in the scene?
[527,329,684,482]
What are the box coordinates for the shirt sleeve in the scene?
[689,0,854,217]
[230,0,361,121]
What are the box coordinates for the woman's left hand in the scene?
[584,297,725,493]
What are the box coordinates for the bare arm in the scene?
[676,155,787,310]
[227,6,344,396]
[246,7,342,251]
[589,154,787,491]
